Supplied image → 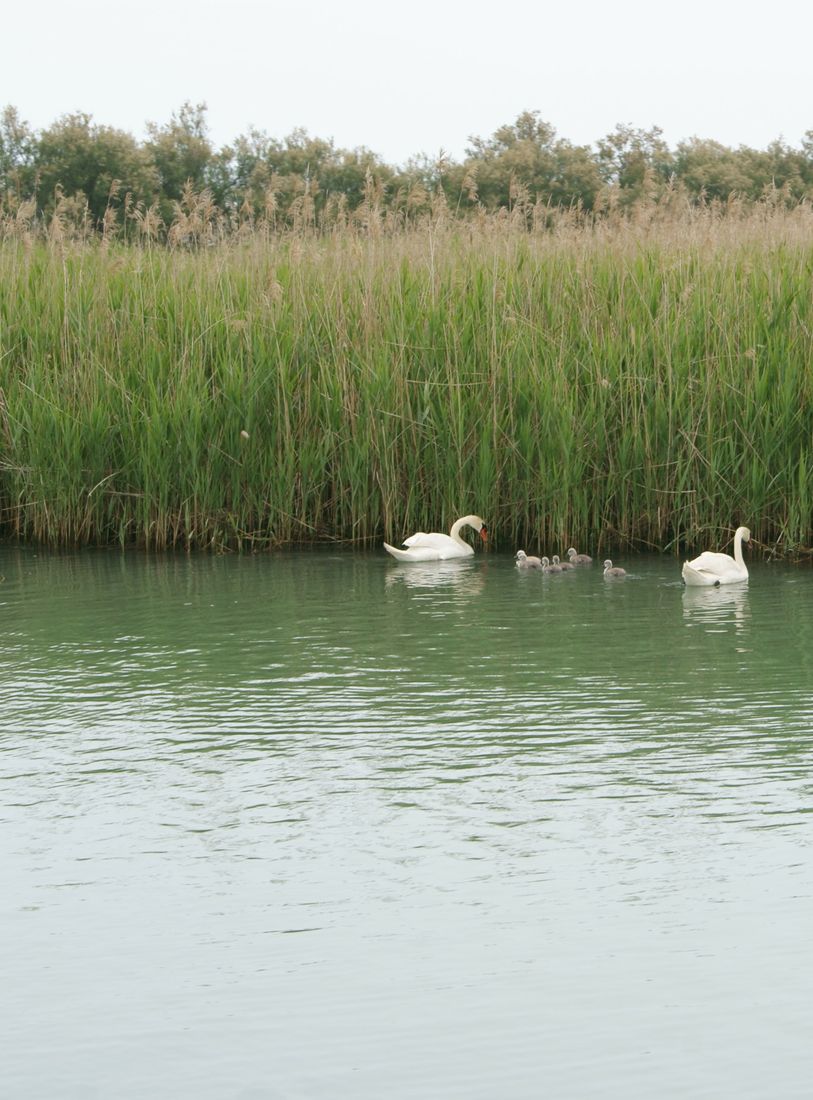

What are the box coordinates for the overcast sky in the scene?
[4,0,812,164]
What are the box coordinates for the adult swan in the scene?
[384,515,488,562]
[682,526,750,586]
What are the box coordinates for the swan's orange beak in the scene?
[479,525,488,543]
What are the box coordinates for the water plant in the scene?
[1,198,813,553]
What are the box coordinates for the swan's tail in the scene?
[682,562,719,587]
[383,541,410,560]
[383,541,447,561]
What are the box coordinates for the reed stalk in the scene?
[1,201,813,553]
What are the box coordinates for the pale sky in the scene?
[4,0,812,164]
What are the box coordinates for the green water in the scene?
[2,547,812,1099]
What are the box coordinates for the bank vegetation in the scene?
[1,185,812,553]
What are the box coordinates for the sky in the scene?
[3,0,812,165]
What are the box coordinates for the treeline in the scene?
[2,103,813,236]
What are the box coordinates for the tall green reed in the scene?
[1,204,813,553]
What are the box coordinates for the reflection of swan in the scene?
[383,514,488,561]
[682,583,750,630]
[682,526,750,586]
[384,559,485,594]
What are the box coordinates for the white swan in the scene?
[516,550,543,569]
[682,526,750,586]
[383,514,488,561]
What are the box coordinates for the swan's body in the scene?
[603,559,626,577]
[567,547,592,565]
[541,556,563,574]
[384,514,487,562]
[552,555,575,571]
[682,526,750,587]
[516,550,543,569]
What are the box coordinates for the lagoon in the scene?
[2,547,812,1098]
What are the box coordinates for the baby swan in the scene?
[603,559,626,578]
[552,554,575,571]
[541,556,563,574]
[515,550,543,570]
[567,547,593,565]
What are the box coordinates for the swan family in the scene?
[385,516,752,586]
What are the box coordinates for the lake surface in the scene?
[2,545,812,1099]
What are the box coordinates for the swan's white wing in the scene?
[686,551,736,572]
[384,542,443,561]
[682,562,720,586]
[402,532,473,557]
[403,532,455,550]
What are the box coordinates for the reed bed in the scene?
[1,202,813,554]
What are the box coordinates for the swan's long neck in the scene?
[733,529,745,568]
[451,517,470,547]
[449,516,477,545]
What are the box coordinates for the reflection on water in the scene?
[1,548,812,1099]
[682,581,751,635]
[384,558,486,596]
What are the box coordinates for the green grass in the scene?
[2,206,813,554]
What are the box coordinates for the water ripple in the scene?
[2,549,813,1098]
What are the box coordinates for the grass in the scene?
[1,198,813,554]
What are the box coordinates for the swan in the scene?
[682,526,750,586]
[516,550,543,569]
[384,514,488,561]
[603,559,626,577]
[567,547,592,565]
[552,555,575,571]
[541,556,563,574]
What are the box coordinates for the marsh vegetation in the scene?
[1,188,812,552]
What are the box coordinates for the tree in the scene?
[596,124,674,204]
[218,127,390,219]
[458,110,602,210]
[34,112,157,223]
[753,139,811,201]
[673,138,761,201]
[145,102,214,215]
[0,105,36,198]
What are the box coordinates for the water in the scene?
[2,546,812,1099]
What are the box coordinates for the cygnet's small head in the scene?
[603,559,613,569]
[541,556,550,566]
[515,550,527,562]
[567,547,577,558]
